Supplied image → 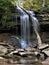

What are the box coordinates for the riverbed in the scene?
[0,33,49,65]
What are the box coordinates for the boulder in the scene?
[0,45,8,56]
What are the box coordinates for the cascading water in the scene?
[15,6,42,48]
[26,11,40,32]
[20,15,30,48]
[26,10,42,47]
[16,6,30,48]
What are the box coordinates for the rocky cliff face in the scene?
[36,11,49,32]
[35,11,49,43]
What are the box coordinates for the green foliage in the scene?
[0,0,17,28]
[23,0,42,11]
[0,0,49,29]
[23,0,49,11]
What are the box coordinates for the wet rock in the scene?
[38,44,49,50]
[42,58,49,65]
[0,57,8,64]
[18,49,39,56]
[0,57,5,60]
[19,59,27,64]
[37,52,47,61]
[7,59,18,64]
[25,47,37,52]
[8,49,24,55]
[42,48,49,56]
[0,45,8,56]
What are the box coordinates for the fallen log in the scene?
[19,51,39,56]
[38,44,49,50]
[9,49,24,55]
[42,48,49,56]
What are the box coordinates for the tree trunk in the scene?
[42,0,46,8]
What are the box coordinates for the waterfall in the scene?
[15,6,42,48]
[20,15,30,43]
[26,10,42,47]
[26,11,40,32]
[16,6,30,48]
[16,6,26,15]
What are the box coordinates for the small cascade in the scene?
[26,11,42,47]
[16,6,30,48]
[20,15,30,48]
[16,6,26,15]
[26,11,40,32]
